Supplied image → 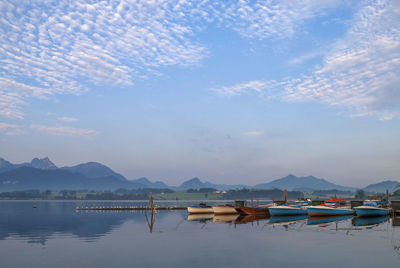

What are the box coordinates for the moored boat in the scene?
[307,205,354,216]
[354,202,391,217]
[269,205,308,216]
[212,204,238,215]
[239,206,270,216]
[187,203,214,214]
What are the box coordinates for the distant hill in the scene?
[363,180,400,193]
[0,167,145,191]
[61,162,127,181]
[0,157,57,172]
[254,174,356,192]
[132,177,169,189]
[177,177,248,191]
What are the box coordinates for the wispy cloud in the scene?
[244,131,264,136]
[215,1,400,119]
[220,0,342,40]
[57,116,79,123]
[0,122,23,135]
[30,124,99,137]
[0,0,208,119]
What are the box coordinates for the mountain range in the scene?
[0,157,398,193]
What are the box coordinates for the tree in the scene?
[355,189,366,199]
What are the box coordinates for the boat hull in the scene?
[187,207,214,214]
[212,206,238,215]
[355,206,390,217]
[307,206,354,216]
[269,206,308,216]
[239,207,270,216]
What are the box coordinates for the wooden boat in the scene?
[269,205,308,216]
[354,202,391,217]
[238,207,270,216]
[187,203,214,214]
[187,213,214,222]
[212,204,238,215]
[307,205,354,216]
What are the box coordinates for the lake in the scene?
[1,200,400,268]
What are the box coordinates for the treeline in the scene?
[0,190,52,199]
[0,188,175,200]
[224,188,304,200]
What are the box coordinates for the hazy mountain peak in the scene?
[61,162,127,181]
[30,157,57,169]
[0,157,12,168]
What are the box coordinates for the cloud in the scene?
[0,0,209,119]
[219,0,342,40]
[57,116,79,122]
[215,0,400,119]
[30,124,99,137]
[244,131,264,136]
[0,122,23,135]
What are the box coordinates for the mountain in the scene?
[0,167,144,191]
[0,157,57,172]
[177,177,248,190]
[254,174,356,192]
[363,180,400,193]
[0,158,14,173]
[132,177,169,189]
[61,162,127,181]
[29,157,57,169]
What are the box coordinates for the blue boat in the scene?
[269,205,308,216]
[354,202,391,217]
[307,205,354,216]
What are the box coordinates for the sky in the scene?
[0,0,399,187]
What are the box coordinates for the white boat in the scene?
[187,206,214,214]
[212,205,238,215]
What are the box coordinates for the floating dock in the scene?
[76,206,186,211]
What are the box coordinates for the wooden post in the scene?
[251,198,254,208]
[145,192,156,233]
[386,189,389,208]
[283,189,288,203]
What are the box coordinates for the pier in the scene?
[76,206,186,211]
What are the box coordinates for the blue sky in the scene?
[0,0,399,187]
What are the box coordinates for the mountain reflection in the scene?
[0,201,169,244]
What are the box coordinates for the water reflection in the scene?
[235,214,269,224]
[0,201,168,244]
[352,216,390,229]
[213,214,240,223]
[269,215,308,225]
[307,215,353,227]
[187,214,213,222]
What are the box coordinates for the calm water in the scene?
[1,201,400,268]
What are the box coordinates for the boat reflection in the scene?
[352,216,390,229]
[213,214,240,223]
[235,214,269,224]
[307,215,353,227]
[187,213,214,222]
[269,215,308,226]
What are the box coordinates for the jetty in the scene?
[76,206,186,211]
